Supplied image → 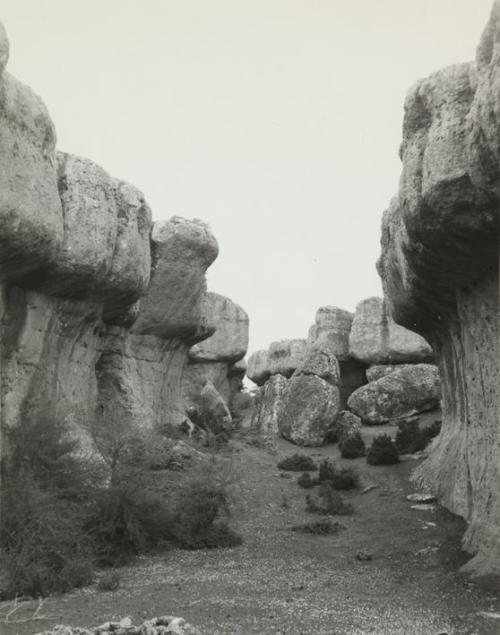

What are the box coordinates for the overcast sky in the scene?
[2,0,493,354]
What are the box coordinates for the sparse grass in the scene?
[339,433,366,459]
[277,453,317,472]
[291,519,345,535]
[367,434,399,465]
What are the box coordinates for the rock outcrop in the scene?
[0,25,248,463]
[349,297,433,365]
[183,293,249,407]
[377,3,500,577]
[347,364,441,424]
[250,373,289,438]
[268,339,308,377]
[246,350,271,386]
[307,306,353,360]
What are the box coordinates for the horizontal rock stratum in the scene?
[0,23,248,461]
[377,2,500,578]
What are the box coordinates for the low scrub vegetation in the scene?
[319,460,358,490]
[291,519,344,535]
[297,472,318,489]
[339,432,366,459]
[277,453,317,472]
[366,434,399,465]
[0,412,241,600]
[306,482,354,516]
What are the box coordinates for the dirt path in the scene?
[3,430,500,635]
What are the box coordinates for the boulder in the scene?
[250,374,289,437]
[377,4,500,577]
[307,306,353,361]
[198,381,232,435]
[349,297,433,365]
[268,338,308,377]
[278,374,340,446]
[246,349,271,386]
[366,363,426,383]
[189,292,249,363]
[347,364,440,425]
[330,410,362,443]
[293,339,340,385]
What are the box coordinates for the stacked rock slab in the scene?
[277,340,341,446]
[183,292,249,407]
[377,3,500,577]
[0,25,245,462]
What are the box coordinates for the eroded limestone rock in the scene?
[307,306,353,361]
[268,338,307,377]
[347,364,440,425]
[247,349,271,386]
[377,4,500,576]
[250,374,289,438]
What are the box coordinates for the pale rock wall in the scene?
[377,3,500,577]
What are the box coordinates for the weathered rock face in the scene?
[307,306,353,361]
[246,350,271,386]
[131,217,218,340]
[250,374,289,438]
[189,292,248,363]
[366,363,423,383]
[331,410,362,443]
[183,293,249,408]
[347,364,440,425]
[0,26,247,464]
[278,374,340,446]
[198,381,232,435]
[268,339,308,377]
[377,4,500,576]
[293,339,340,385]
[349,297,433,365]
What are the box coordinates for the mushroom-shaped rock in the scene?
[377,4,500,577]
[132,217,218,340]
[349,297,433,365]
[347,364,440,425]
[278,374,340,446]
[247,349,271,386]
[307,306,353,361]
[189,292,249,363]
[55,152,152,320]
[268,339,307,377]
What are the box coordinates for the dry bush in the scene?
[277,453,317,472]
[366,434,399,465]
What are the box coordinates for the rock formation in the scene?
[268,339,308,377]
[183,293,249,407]
[250,373,288,438]
[349,297,433,365]
[0,25,248,462]
[246,349,271,386]
[347,364,441,424]
[377,3,500,577]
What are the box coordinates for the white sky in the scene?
[2,0,493,354]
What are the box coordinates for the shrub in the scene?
[297,472,318,489]
[339,433,366,459]
[366,434,399,465]
[277,453,317,472]
[97,570,121,591]
[395,420,427,454]
[306,482,354,516]
[318,460,358,491]
[291,519,344,535]
[0,472,94,599]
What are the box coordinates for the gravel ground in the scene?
[2,423,500,635]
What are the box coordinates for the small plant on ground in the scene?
[277,453,317,472]
[297,472,318,489]
[318,459,358,490]
[395,420,428,454]
[366,434,399,465]
[306,482,354,516]
[339,432,366,459]
[291,519,345,535]
[97,570,121,591]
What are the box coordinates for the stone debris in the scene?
[36,615,202,635]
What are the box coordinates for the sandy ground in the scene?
[2,419,500,635]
